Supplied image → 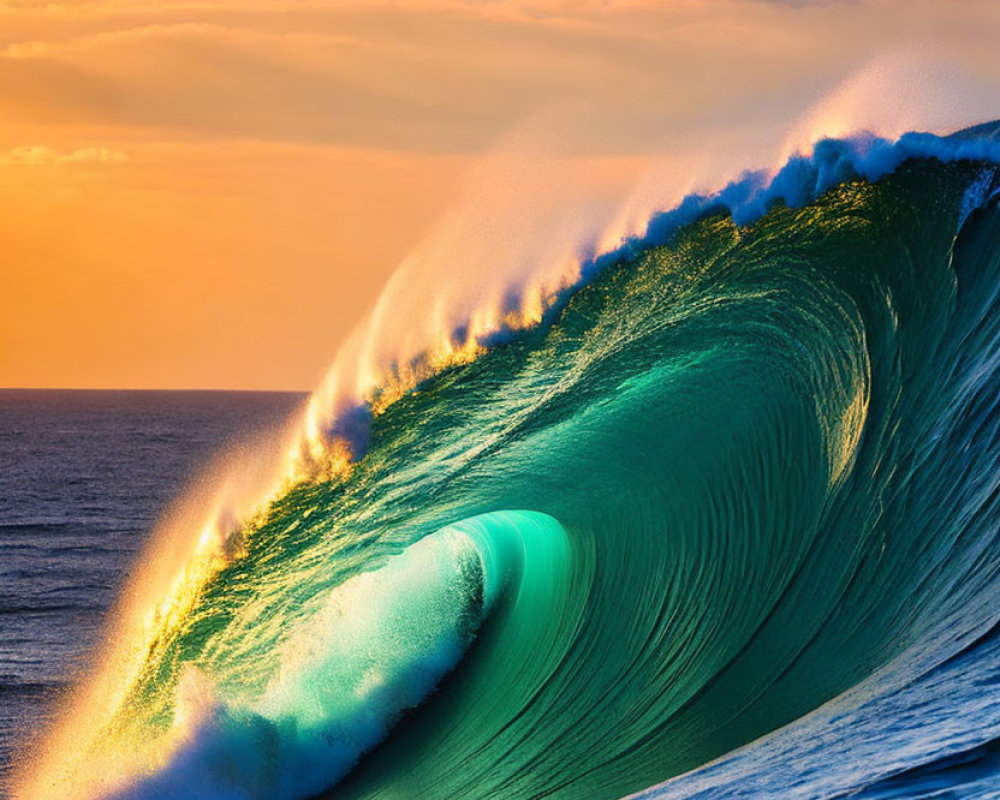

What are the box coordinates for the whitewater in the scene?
[12,69,1000,799]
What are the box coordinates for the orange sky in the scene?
[2,0,999,390]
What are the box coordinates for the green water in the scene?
[101,156,1000,800]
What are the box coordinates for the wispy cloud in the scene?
[0,1,996,154]
[0,144,128,164]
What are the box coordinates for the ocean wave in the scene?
[14,122,1000,800]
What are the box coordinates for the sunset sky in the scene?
[2,0,999,390]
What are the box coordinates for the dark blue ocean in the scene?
[0,390,305,797]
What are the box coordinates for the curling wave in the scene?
[14,121,1000,800]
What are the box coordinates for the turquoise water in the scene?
[24,127,1000,799]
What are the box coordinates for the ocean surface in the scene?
[0,390,305,797]
[10,126,1000,800]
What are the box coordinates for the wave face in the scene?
[22,129,1000,800]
